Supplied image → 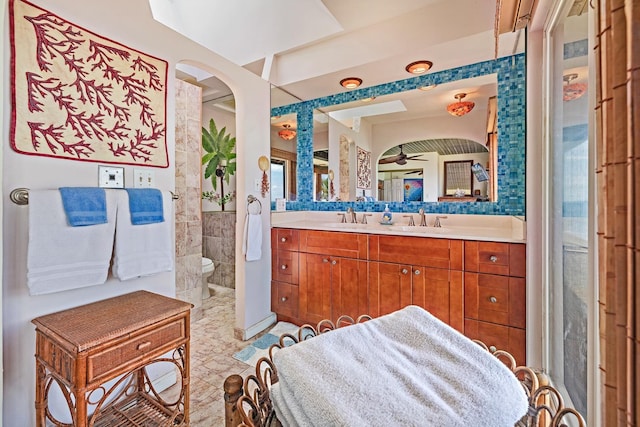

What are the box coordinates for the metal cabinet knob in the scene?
[323,258,329,263]
[331,260,337,265]
[489,345,497,352]
[281,297,288,302]
[281,237,287,243]
[489,255,498,262]
[414,269,421,275]
[489,296,497,303]
[281,264,287,270]
[401,268,409,275]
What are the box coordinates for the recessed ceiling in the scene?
[160,0,535,104]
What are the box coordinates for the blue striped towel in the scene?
[58,187,107,226]
[125,188,164,225]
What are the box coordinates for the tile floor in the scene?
[162,284,264,426]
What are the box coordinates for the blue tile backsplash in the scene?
[271,53,526,216]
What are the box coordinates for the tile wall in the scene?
[202,211,236,289]
[175,78,205,320]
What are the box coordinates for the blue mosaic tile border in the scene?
[271,53,526,216]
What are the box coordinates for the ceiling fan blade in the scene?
[405,155,429,161]
[378,155,402,164]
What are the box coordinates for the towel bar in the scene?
[9,188,180,205]
[247,194,262,214]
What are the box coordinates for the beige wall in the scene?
[1,0,272,424]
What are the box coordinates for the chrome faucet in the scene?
[403,215,415,226]
[337,213,347,223]
[360,213,372,224]
[433,215,448,228]
[418,208,427,226]
[346,207,357,223]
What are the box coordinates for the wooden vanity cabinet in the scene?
[270,228,527,361]
[368,235,464,332]
[271,228,300,321]
[463,241,527,365]
[298,230,369,324]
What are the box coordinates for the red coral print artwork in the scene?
[9,0,169,167]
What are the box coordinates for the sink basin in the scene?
[388,225,450,233]
[322,222,370,229]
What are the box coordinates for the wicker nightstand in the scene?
[32,290,192,426]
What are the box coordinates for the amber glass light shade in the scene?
[405,60,433,74]
[278,124,296,140]
[340,77,362,89]
[446,93,475,117]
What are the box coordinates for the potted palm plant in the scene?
[202,118,237,211]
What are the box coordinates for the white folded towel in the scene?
[112,190,174,281]
[27,190,118,295]
[271,306,529,427]
[242,203,262,262]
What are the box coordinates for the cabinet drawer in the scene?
[465,273,526,328]
[272,250,299,284]
[464,319,526,366]
[272,228,299,252]
[299,230,368,259]
[87,317,186,384]
[271,281,299,319]
[464,241,526,277]
[369,235,463,270]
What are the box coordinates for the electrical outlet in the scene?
[133,169,155,188]
[98,166,124,188]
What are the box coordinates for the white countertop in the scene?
[271,211,526,243]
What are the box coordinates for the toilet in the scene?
[201,257,215,298]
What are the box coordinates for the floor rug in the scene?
[233,322,299,367]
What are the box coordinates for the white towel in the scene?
[242,204,262,261]
[271,306,529,427]
[27,190,118,295]
[112,190,174,281]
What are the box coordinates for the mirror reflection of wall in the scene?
[270,54,526,214]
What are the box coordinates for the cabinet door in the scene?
[368,262,412,317]
[412,267,463,332]
[299,253,332,325]
[331,258,369,322]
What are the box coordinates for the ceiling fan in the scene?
[378,144,429,165]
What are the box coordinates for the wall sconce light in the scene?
[446,93,475,117]
[405,60,433,75]
[340,77,362,89]
[278,124,296,141]
[258,155,270,198]
[328,169,335,199]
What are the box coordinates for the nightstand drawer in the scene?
[87,317,186,384]
[272,250,299,284]
[464,273,526,328]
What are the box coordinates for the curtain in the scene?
[595,0,639,425]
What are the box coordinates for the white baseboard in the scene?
[152,369,177,393]
[234,312,277,341]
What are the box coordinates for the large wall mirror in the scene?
[271,54,525,216]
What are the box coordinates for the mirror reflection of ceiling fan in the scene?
[378,144,429,165]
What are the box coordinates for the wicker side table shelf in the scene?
[32,290,192,426]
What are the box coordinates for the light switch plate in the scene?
[98,165,124,188]
[133,168,156,188]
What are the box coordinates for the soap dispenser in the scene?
[382,204,393,224]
